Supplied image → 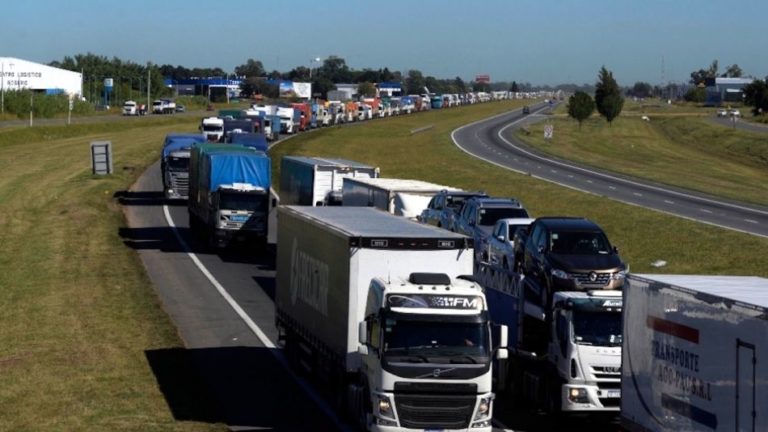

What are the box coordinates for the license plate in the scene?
[607,390,621,398]
[230,215,249,222]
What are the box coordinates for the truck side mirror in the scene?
[358,321,368,345]
[496,348,508,360]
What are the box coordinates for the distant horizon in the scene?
[2,0,766,86]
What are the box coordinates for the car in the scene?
[521,217,627,306]
[522,106,530,115]
[483,217,535,270]
[716,108,728,117]
[729,109,741,117]
[418,190,488,230]
[454,197,530,259]
[175,104,186,113]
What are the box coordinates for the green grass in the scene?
[271,102,768,277]
[513,114,768,206]
[0,118,225,430]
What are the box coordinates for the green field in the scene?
[515,106,768,206]
[1,100,767,429]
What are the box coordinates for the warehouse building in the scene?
[705,77,754,106]
[0,57,82,96]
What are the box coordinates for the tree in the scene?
[744,80,768,116]
[594,66,624,124]
[683,87,706,103]
[721,64,743,78]
[357,82,377,98]
[318,56,352,83]
[567,91,595,129]
[453,76,467,93]
[510,81,520,93]
[690,59,719,85]
[234,59,266,78]
[405,70,425,94]
[630,82,653,98]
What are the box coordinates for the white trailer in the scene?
[621,274,768,432]
[342,177,460,219]
[275,206,503,431]
[279,156,379,206]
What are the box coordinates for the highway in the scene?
[452,104,768,238]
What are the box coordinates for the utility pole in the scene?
[146,62,151,110]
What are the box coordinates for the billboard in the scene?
[279,81,312,99]
[475,74,491,84]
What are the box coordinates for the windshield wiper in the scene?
[449,355,479,364]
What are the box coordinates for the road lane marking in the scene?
[163,205,353,432]
[633,192,643,197]
[664,200,675,204]
[745,219,758,224]
[700,209,713,214]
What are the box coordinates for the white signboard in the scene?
[544,124,554,139]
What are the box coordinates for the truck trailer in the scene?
[275,206,505,432]
[280,156,379,206]
[477,266,622,414]
[621,274,768,432]
[188,144,271,248]
[342,177,460,219]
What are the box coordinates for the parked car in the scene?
[483,217,535,270]
[418,190,488,230]
[454,197,530,258]
[175,104,186,113]
[729,109,741,117]
[522,106,530,115]
[716,108,728,117]
[521,217,627,306]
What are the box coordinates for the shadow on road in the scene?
[145,346,341,431]
[114,190,168,206]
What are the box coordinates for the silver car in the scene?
[482,217,535,270]
[419,190,488,230]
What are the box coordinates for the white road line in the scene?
[664,200,675,204]
[586,180,593,184]
[745,219,759,224]
[608,186,616,190]
[162,205,352,432]
[700,209,713,214]
[633,192,643,197]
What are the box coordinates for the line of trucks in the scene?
[157,104,766,430]
[271,156,768,431]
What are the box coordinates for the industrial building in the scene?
[705,77,754,106]
[0,57,82,96]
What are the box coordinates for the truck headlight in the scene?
[376,395,395,420]
[568,387,589,403]
[473,396,492,421]
[551,269,572,280]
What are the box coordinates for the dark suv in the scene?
[521,217,626,304]
[454,197,530,254]
[418,190,488,230]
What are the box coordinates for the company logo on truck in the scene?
[387,294,483,310]
[290,239,329,315]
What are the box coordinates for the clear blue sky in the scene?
[2,0,766,85]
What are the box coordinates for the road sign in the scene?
[544,124,554,140]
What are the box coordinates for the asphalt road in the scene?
[452,104,768,238]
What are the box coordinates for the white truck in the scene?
[152,99,176,114]
[200,117,225,142]
[275,206,506,432]
[122,100,138,116]
[621,274,768,432]
[342,177,461,220]
[477,267,622,414]
[276,106,296,134]
[279,156,379,206]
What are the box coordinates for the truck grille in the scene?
[393,382,477,429]
[592,365,621,379]
[571,271,612,286]
[395,394,475,429]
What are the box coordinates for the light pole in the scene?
[309,57,321,79]
[1,60,4,115]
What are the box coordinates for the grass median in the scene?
[0,117,225,430]
[271,102,768,277]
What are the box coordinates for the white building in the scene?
[1,57,82,97]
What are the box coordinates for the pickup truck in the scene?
[483,217,534,270]
[454,197,530,259]
[520,217,627,306]
[418,190,488,230]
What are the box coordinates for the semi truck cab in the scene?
[357,272,507,431]
[210,183,269,246]
[163,149,191,200]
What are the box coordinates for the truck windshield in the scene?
[383,318,489,359]
[478,207,529,226]
[572,311,622,347]
[202,124,223,132]
[219,191,267,212]
[550,231,611,255]
[166,156,188,171]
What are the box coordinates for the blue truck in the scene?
[228,132,268,152]
[188,144,272,248]
[161,133,206,200]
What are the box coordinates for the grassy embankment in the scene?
[0,116,225,430]
[271,101,768,276]
[516,103,768,207]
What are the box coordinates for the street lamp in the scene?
[309,57,321,79]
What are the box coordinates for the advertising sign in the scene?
[279,81,312,99]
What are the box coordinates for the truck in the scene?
[228,132,268,152]
[342,177,460,219]
[200,117,225,142]
[275,206,506,432]
[477,267,623,415]
[122,100,138,116]
[276,106,296,134]
[187,144,271,248]
[223,118,255,142]
[621,274,768,432]
[280,156,379,207]
[152,99,176,114]
[161,134,206,200]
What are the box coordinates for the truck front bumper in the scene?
[561,384,620,412]
[369,391,494,432]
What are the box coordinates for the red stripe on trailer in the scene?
[646,316,699,344]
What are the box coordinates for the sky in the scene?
[2,0,766,86]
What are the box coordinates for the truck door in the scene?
[736,339,756,432]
